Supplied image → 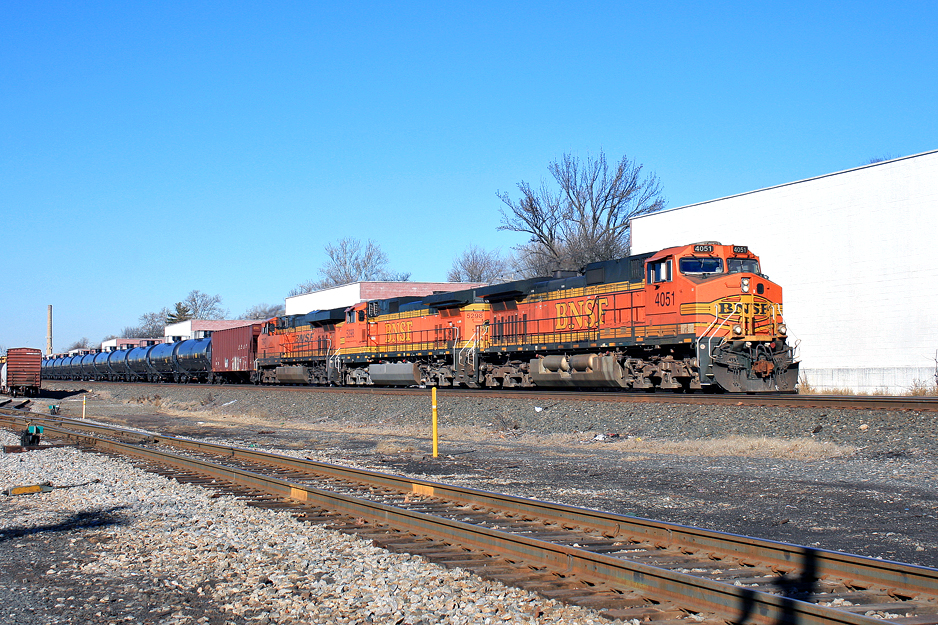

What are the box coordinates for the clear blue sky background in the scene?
[2,1,936,352]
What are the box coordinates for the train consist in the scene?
[42,242,799,393]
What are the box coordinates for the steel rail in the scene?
[2,410,936,624]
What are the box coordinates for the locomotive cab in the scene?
[644,242,798,392]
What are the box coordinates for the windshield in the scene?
[680,257,723,274]
[728,258,761,274]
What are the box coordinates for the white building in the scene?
[285,281,486,316]
[630,150,938,394]
[100,337,163,351]
[163,319,258,342]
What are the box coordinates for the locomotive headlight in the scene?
[732,324,743,336]
[741,277,750,293]
[778,324,787,336]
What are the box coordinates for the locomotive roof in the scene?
[421,289,479,309]
[474,277,550,302]
[303,307,346,326]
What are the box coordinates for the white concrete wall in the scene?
[631,150,938,394]
[285,283,362,316]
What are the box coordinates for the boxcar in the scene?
[1,347,42,396]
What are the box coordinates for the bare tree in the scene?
[447,245,510,283]
[498,150,666,276]
[242,302,286,319]
[66,337,90,351]
[290,238,410,296]
[183,290,228,320]
[137,309,169,338]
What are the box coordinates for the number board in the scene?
[693,245,714,253]
[732,245,749,254]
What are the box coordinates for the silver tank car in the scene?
[78,353,96,379]
[107,349,131,380]
[126,345,156,380]
[174,338,212,382]
[146,343,177,381]
[92,352,111,379]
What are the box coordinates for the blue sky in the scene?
[2,1,936,352]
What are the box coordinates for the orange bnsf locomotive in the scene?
[255,242,798,393]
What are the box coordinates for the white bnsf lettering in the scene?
[717,301,775,316]
[385,321,413,343]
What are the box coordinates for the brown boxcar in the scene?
[1,347,42,396]
[210,323,263,383]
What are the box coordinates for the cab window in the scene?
[647,259,672,283]
[680,257,724,274]
[728,258,761,274]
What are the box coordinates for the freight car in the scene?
[1,347,42,396]
[41,243,799,393]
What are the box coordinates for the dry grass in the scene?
[374,440,418,454]
[798,377,938,396]
[908,379,938,396]
[526,431,853,460]
[609,435,855,460]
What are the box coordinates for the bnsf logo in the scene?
[554,297,609,330]
[716,302,777,316]
[385,321,413,342]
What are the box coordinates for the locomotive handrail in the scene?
[458,324,486,363]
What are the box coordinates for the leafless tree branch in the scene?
[183,290,228,320]
[498,150,666,276]
[242,303,286,320]
[290,238,410,296]
[447,245,511,283]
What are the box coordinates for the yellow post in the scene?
[82,395,86,420]
[431,386,438,458]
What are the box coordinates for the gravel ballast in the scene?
[3,381,937,624]
[1,430,611,625]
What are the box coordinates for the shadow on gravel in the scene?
[0,505,130,543]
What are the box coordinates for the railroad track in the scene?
[3,407,938,624]
[35,380,938,412]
